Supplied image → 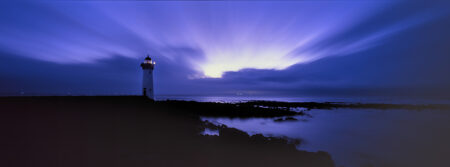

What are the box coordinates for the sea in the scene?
[158,95,450,167]
[156,95,450,104]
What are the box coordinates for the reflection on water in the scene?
[201,128,219,136]
[202,108,450,167]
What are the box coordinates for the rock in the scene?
[285,117,298,121]
[274,117,298,122]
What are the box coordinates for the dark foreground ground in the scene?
[0,96,334,167]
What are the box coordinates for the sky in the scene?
[0,0,449,98]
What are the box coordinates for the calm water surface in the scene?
[156,95,450,104]
[202,108,450,167]
[161,95,450,167]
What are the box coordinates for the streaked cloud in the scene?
[0,0,425,78]
[0,0,449,97]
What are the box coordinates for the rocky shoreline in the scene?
[0,96,335,167]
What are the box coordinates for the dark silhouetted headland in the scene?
[0,96,334,167]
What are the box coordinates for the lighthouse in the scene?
[140,55,155,100]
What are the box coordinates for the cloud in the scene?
[0,1,394,77]
[0,0,449,98]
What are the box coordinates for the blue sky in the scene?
[0,0,449,98]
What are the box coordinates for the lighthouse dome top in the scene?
[141,54,155,69]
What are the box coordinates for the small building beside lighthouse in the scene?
[140,55,155,100]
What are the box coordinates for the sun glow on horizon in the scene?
[199,50,305,78]
[200,57,302,78]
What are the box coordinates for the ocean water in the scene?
[156,95,450,104]
[202,108,450,167]
[158,95,450,167]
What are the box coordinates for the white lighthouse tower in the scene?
[140,55,155,100]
